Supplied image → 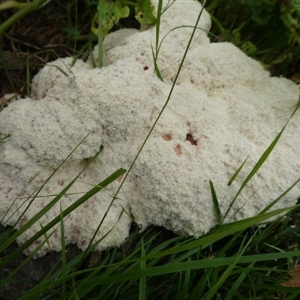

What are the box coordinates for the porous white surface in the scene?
[0,0,299,256]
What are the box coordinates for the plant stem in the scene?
[0,1,29,10]
[0,0,48,37]
[98,0,103,68]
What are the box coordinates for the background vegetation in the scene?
[0,0,300,299]
[207,0,300,80]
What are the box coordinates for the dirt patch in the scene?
[0,1,94,99]
[0,223,176,299]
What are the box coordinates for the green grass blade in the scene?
[209,179,221,224]
[259,176,300,214]
[284,288,300,300]
[181,257,191,299]
[60,202,67,300]
[203,234,254,300]
[97,0,103,67]
[75,250,300,285]
[156,24,210,61]
[152,0,163,80]
[227,155,249,186]
[0,134,95,251]
[138,205,297,261]
[139,238,146,300]
[0,0,49,36]
[80,205,127,263]
[0,225,60,290]
[224,95,300,221]
[155,0,163,53]
[0,167,126,293]
[109,0,208,214]
[0,167,125,270]
[151,44,164,81]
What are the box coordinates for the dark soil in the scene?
[0,225,82,300]
[0,0,95,101]
[0,223,177,299]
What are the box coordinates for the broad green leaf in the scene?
[291,0,300,14]
[231,28,241,45]
[91,0,129,37]
[134,0,156,25]
[241,41,257,54]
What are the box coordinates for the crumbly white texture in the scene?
[0,0,299,256]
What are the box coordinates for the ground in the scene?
[0,1,93,101]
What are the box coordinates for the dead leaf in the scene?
[280,265,300,287]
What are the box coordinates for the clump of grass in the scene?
[1,0,300,299]
[3,206,300,299]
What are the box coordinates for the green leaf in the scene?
[91,0,130,37]
[151,44,163,81]
[139,238,146,300]
[241,41,257,54]
[209,180,222,224]
[272,52,292,65]
[291,0,300,13]
[223,92,300,221]
[227,155,249,186]
[231,28,241,45]
[134,0,156,25]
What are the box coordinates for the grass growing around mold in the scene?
[0,0,300,299]
[206,0,300,79]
